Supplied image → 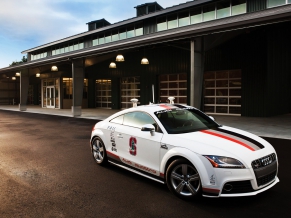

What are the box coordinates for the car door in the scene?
[116,111,163,177]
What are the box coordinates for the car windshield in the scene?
[154,108,219,134]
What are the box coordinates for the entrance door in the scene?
[46,86,55,108]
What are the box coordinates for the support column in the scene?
[72,59,84,117]
[190,38,203,109]
[19,69,29,111]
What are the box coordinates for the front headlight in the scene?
[203,155,245,169]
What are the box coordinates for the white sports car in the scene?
[90,103,279,199]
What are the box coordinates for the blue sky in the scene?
[0,0,189,68]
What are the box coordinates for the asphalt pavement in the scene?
[0,110,290,218]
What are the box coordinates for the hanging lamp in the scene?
[51,66,58,71]
[109,62,117,68]
[116,54,124,62]
[141,47,149,64]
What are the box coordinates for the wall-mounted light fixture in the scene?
[109,62,117,68]
[12,77,16,80]
[15,72,20,76]
[51,66,58,71]
[116,54,124,62]
[36,73,40,77]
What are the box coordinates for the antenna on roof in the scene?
[130,98,138,107]
[168,97,175,104]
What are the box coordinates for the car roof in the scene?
[107,104,196,119]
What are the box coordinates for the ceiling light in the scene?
[15,72,20,76]
[36,73,40,77]
[109,62,116,68]
[51,66,58,71]
[116,54,124,62]
[12,77,16,80]
[141,57,149,65]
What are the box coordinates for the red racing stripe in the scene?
[202,187,220,194]
[107,151,119,159]
[159,104,172,109]
[200,130,255,151]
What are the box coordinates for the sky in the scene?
[0,0,190,68]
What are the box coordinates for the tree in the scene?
[9,56,27,66]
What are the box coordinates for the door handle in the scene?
[161,144,168,149]
[117,134,123,138]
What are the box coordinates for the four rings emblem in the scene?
[261,157,272,166]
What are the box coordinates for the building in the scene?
[0,0,290,117]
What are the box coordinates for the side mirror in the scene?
[209,116,215,121]
[141,124,155,136]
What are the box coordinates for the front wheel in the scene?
[166,158,201,200]
[91,137,108,166]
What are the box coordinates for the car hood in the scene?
[163,126,276,168]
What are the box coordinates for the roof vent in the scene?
[134,2,163,17]
[86,19,111,31]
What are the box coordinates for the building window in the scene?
[179,11,190,27]
[167,14,177,29]
[190,8,202,24]
[135,23,143,36]
[62,78,87,99]
[96,79,111,108]
[119,28,126,40]
[204,70,241,115]
[63,78,73,99]
[98,34,105,45]
[93,35,98,46]
[127,25,135,38]
[112,30,119,41]
[121,77,140,109]
[232,0,246,15]
[31,51,47,60]
[203,4,216,21]
[157,16,167,31]
[267,0,286,7]
[217,0,230,19]
[105,32,112,43]
[159,73,187,104]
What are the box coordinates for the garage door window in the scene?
[121,77,140,109]
[204,70,241,115]
[159,73,187,104]
[96,79,111,108]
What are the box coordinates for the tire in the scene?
[166,158,201,200]
[91,137,108,166]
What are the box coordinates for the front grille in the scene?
[257,171,276,186]
[222,180,254,194]
[252,153,276,169]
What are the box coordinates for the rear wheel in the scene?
[166,158,201,200]
[91,137,108,166]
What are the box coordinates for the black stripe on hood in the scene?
[215,128,265,149]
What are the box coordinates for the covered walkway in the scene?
[0,105,290,140]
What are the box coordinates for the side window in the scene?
[123,112,155,129]
[110,115,124,124]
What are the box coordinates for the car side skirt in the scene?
[108,160,165,184]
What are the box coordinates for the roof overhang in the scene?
[1,4,291,74]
